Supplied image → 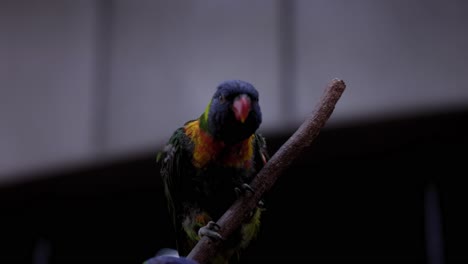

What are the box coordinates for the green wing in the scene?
[157,126,194,249]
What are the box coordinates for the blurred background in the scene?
[1,0,467,263]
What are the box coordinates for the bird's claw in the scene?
[242,183,254,193]
[198,221,224,241]
[235,183,254,198]
[258,199,265,208]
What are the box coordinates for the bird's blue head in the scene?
[201,80,262,144]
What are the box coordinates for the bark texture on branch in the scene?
[187,79,347,263]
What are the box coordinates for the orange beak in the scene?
[233,94,251,123]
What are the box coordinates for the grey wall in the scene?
[1,0,467,184]
[296,0,468,122]
[0,0,97,181]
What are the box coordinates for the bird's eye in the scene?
[218,95,225,103]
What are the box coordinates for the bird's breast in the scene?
[184,120,254,169]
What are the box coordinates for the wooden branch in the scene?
[187,79,347,263]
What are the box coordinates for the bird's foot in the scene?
[198,221,224,241]
[258,199,265,209]
[235,183,254,198]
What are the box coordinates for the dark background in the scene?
[2,107,465,263]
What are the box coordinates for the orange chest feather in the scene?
[184,120,254,169]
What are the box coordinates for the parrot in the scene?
[156,80,269,264]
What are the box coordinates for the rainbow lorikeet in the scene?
[157,80,269,264]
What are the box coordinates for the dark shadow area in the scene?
[1,108,467,263]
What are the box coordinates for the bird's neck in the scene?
[184,119,254,169]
